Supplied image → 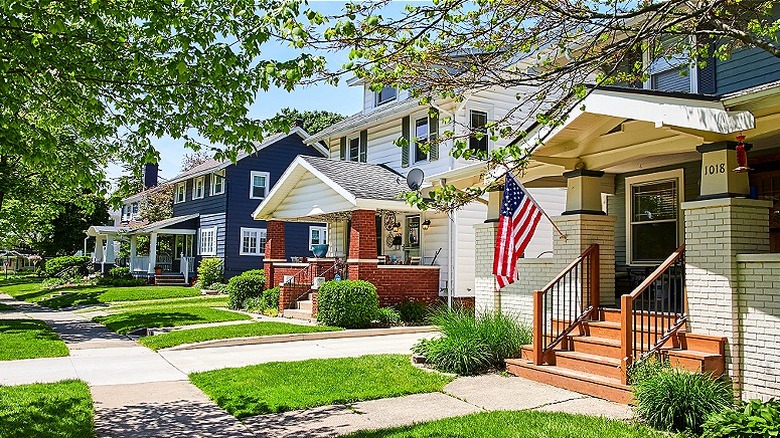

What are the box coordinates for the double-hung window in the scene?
[309,226,328,250]
[469,110,489,154]
[199,227,217,256]
[175,182,186,204]
[211,170,225,196]
[414,117,430,163]
[349,138,360,162]
[626,170,683,264]
[375,86,397,106]
[249,171,270,200]
[240,228,266,256]
[193,176,205,199]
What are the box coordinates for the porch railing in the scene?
[619,244,687,383]
[533,244,600,365]
[282,259,348,307]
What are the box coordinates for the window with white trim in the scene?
[175,182,186,204]
[240,227,266,256]
[193,176,205,199]
[210,170,225,196]
[375,86,397,106]
[469,110,489,154]
[626,169,684,264]
[309,226,328,249]
[414,116,429,163]
[199,227,217,255]
[249,171,270,200]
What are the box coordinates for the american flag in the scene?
[493,173,542,288]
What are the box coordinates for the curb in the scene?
[162,325,438,351]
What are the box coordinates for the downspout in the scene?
[441,177,454,309]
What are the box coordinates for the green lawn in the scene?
[0,282,199,309]
[93,306,251,334]
[107,295,228,311]
[139,321,343,350]
[0,319,69,361]
[190,354,453,418]
[342,411,673,438]
[0,380,94,438]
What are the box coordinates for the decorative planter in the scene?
[311,244,329,258]
[154,268,162,275]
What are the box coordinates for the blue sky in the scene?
[108,1,419,183]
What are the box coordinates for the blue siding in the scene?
[222,134,327,278]
[172,173,226,217]
[716,47,780,95]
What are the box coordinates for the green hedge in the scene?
[197,258,223,287]
[316,280,378,328]
[262,286,280,310]
[43,256,91,278]
[227,269,266,310]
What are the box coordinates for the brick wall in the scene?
[356,264,440,307]
[349,210,377,260]
[279,283,310,313]
[265,220,286,260]
[736,256,780,400]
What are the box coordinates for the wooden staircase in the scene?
[154,273,188,287]
[506,244,726,404]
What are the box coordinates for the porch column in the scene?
[264,220,286,287]
[555,169,615,306]
[348,209,378,279]
[696,141,751,199]
[148,232,158,274]
[105,235,115,265]
[682,197,771,396]
[94,236,104,262]
[129,235,138,271]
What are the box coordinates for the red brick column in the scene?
[264,221,286,287]
[348,210,378,279]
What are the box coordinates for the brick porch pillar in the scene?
[347,209,378,279]
[264,220,286,289]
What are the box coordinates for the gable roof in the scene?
[130,214,199,234]
[302,156,409,201]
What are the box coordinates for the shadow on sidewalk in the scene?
[243,405,359,438]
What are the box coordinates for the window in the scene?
[345,131,367,163]
[309,226,328,249]
[210,170,225,195]
[626,170,683,264]
[349,138,360,162]
[469,110,489,154]
[193,176,205,199]
[414,117,429,163]
[249,171,270,200]
[644,36,694,93]
[240,227,266,256]
[375,85,397,106]
[199,227,217,255]
[175,182,186,204]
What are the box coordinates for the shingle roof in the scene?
[132,214,199,233]
[300,156,408,201]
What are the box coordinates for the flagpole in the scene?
[512,174,567,240]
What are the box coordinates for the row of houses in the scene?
[86,35,780,402]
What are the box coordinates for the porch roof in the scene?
[85,225,129,237]
[129,214,199,234]
[252,156,416,221]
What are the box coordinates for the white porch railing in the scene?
[180,255,195,284]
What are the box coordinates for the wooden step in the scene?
[662,348,725,375]
[677,332,725,355]
[596,308,682,328]
[569,335,622,359]
[554,351,624,380]
[505,358,633,404]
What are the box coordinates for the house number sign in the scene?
[703,163,726,175]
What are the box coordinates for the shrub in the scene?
[227,270,266,310]
[244,296,264,312]
[209,283,228,294]
[97,277,146,287]
[41,277,65,289]
[197,258,223,287]
[414,309,531,375]
[703,398,780,438]
[633,368,734,434]
[43,256,91,278]
[262,286,280,310]
[626,354,671,385]
[394,299,428,324]
[376,307,401,327]
[317,280,379,328]
[107,266,132,279]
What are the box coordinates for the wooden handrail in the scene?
[627,244,685,299]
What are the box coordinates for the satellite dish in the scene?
[406,168,425,191]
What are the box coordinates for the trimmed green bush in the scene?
[376,307,401,327]
[413,308,531,375]
[197,258,223,287]
[107,266,132,279]
[633,368,734,434]
[317,280,379,328]
[262,286,280,310]
[43,256,91,278]
[394,299,428,324]
[227,270,266,310]
[703,398,780,438]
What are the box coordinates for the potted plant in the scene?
[154,265,163,275]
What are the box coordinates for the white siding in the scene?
[454,202,488,297]
[273,173,354,219]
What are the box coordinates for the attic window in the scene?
[375,86,397,106]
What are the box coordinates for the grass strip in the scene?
[107,296,228,311]
[93,306,251,334]
[139,321,343,350]
[0,319,69,361]
[342,410,674,438]
[190,354,453,418]
[0,302,13,311]
[0,380,94,438]
[0,282,200,309]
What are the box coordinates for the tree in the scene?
[181,152,212,172]
[264,108,346,134]
[0,0,332,210]
[278,0,780,209]
[138,185,174,224]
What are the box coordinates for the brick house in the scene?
[455,48,780,402]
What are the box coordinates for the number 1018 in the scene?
[704,163,726,175]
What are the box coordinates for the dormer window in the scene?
[175,182,186,204]
[211,170,225,195]
[375,86,397,106]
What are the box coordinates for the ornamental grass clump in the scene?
[414,308,530,375]
[633,367,734,434]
